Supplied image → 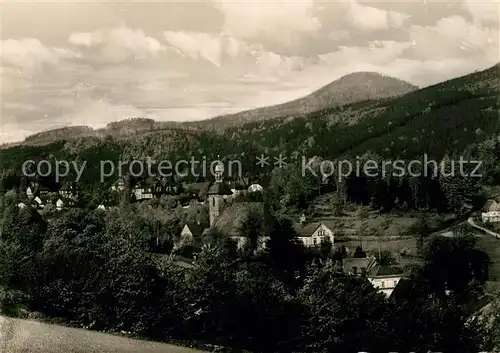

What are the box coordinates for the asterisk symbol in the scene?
[274,153,287,168]
[256,154,270,168]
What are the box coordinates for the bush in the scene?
[0,287,31,317]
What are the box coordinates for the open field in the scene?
[0,315,206,353]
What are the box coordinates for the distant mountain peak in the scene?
[193,71,418,130]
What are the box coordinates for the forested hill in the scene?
[0,64,498,200]
[224,64,500,161]
[191,72,418,130]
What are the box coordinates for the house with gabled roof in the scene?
[33,196,44,209]
[293,221,334,247]
[481,199,500,223]
[132,178,154,200]
[178,221,209,248]
[26,186,34,199]
[367,265,404,297]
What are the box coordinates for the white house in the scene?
[293,222,334,247]
[481,199,500,223]
[26,187,34,199]
[97,204,106,211]
[34,196,44,208]
[177,222,207,249]
[56,199,65,211]
[132,180,154,200]
[367,266,404,297]
[17,202,27,209]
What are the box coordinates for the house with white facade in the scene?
[132,180,154,200]
[293,222,334,247]
[178,221,208,249]
[367,266,404,297]
[481,199,500,223]
[33,196,44,209]
[56,199,65,211]
[26,186,34,199]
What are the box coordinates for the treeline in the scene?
[0,191,498,352]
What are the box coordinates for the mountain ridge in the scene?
[190,71,418,130]
[2,71,417,147]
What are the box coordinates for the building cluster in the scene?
[176,164,405,297]
[18,181,79,212]
[481,199,500,223]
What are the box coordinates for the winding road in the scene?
[0,315,206,353]
[467,217,500,239]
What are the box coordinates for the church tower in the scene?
[208,163,233,227]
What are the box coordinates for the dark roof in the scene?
[342,256,377,274]
[368,265,404,277]
[293,222,322,237]
[208,181,233,195]
[184,222,208,237]
[482,199,499,212]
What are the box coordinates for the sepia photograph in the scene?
[0,0,499,352]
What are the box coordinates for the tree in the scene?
[266,217,309,291]
[298,260,391,352]
[411,214,432,253]
[330,192,344,216]
[376,250,396,266]
[420,226,490,299]
[238,211,262,255]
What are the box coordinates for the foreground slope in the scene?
[194,72,418,130]
[0,315,206,353]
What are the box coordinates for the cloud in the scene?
[164,31,223,66]
[406,15,498,60]
[462,0,499,23]
[68,26,166,62]
[346,1,410,31]
[213,0,321,44]
[1,38,79,70]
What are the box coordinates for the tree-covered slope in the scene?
[193,71,417,130]
[0,64,498,199]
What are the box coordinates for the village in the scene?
[14,162,500,301]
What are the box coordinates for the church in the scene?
[179,163,267,249]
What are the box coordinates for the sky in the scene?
[1,0,499,143]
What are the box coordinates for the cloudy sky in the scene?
[1,0,498,143]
